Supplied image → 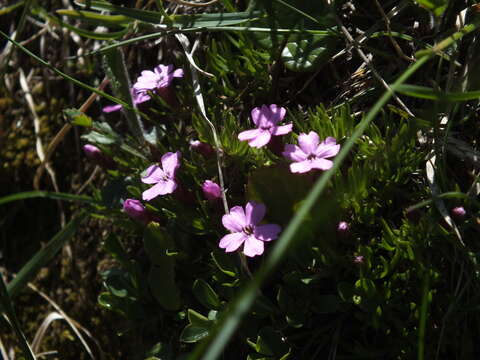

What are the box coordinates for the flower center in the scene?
[260,125,271,130]
[307,154,316,160]
[243,225,254,235]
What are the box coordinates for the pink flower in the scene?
[141,151,181,201]
[202,180,222,201]
[123,199,151,224]
[451,206,466,220]
[133,64,184,93]
[238,104,292,148]
[219,201,281,257]
[102,89,151,113]
[282,132,340,173]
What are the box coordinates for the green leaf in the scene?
[211,250,238,277]
[247,165,311,224]
[50,14,128,40]
[281,36,337,71]
[396,84,480,101]
[56,9,131,27]
[7,212,88,299]
[103,47,144,141]
[414,0,448,17]
[180,309,214,343]
[255,326,289,357]
[193,279,221,310]
[63,108,93,127]
[180,325,211,343]
[144,223,180,310]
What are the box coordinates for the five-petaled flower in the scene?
[141,151,181,201]
[282,131,340,173]
[238,104,292,148]
[133,64,184,93]
[220,201,281,257]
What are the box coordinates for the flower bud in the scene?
[353,255,365,264]
[123,199,151,224]
[189,140,214,158]
[202,180,222,202]
[451,206,466,220]
[337,221,350,237]
[83,144,116,170]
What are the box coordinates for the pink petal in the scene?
[310,158,333,171]
[255,224,281,241]
[247,131,272,148]
[142,180,177,201]
[133,92,151,104]
[173,69,184,78]
[134,80,158,92]
[290,160,313,173]
[161,151,181,177]
[250,106,265,127]
[154,65,169,76]
[282,144,307,162]
[238,129,261,141]
[243,236,265,257]
[316,142,340,159]
[222,206,247,232]
[219,232,247,252]
[102,104,123,113]
[245,202,265,226]
[271,123,293,136]
[142,165,165,184]
[324,136,337,145]
[298,131,320,155]
[267,104,287,125]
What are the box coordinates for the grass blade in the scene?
[0,191,95,206]
[397,84,480,101]
[0,274,36,360]
[7,212,88,299]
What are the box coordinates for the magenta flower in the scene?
[282,132,340,173]
[102,89,151,113]
[133,64,184,93]
[123,199,151,224]
[219,201,281,257]
[451,206,466,220]
[141,151,181,201]
[202,180,222,201]
[238,104,292,148]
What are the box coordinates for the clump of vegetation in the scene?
[2,0,480,359]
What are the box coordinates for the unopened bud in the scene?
[451,206,466,220]
[123,199,151,224]
[202,180,222,202]
[83,144,116,169]
[189,140,214,158]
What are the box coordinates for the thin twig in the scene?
[373,0,414,62]
[33,77,110,190]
